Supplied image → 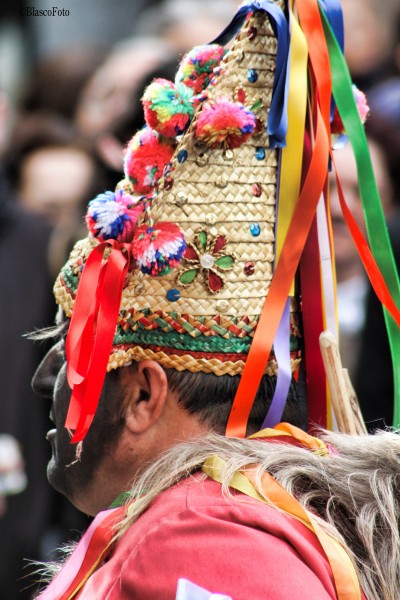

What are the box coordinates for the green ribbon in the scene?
[320,9,400,426]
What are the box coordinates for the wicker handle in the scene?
[319,331,367,435]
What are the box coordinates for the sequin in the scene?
[247,69,258,83]
[244,262,255,276]
[237,88,246,104]
[164,177,174,190]
[177,150,188,164]
[247,26,257,40]
[255,147,265,160]
[250,223,261,237]
[166,288,181,302]
[252,183,262,197]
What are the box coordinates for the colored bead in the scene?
[252,183,262,197]
[244,262,255,276]
[164,176,174,190]
[166,288,181,302]
[247,69,258,83]
[250,223,261,237]
[247,26,257,40]
[200,254,215,269]
[255,147,265,160]
[237,88,246,104]
[177,149,188,163]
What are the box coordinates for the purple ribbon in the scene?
[262,298,292,428]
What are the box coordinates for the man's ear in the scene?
[121,361,169,434]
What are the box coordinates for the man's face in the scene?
[32,320,126,512]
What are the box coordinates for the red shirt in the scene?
[77,474,351,599]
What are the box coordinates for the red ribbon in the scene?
[65,240,131,443]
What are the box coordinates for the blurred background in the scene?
[0,0,399,597]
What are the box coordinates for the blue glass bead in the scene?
[247,68,258,83]
[255,147,265,160]
[166,288,181,302]
[250,223,261,237]
[177,149,188,164]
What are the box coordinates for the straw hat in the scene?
[54,3,302,380]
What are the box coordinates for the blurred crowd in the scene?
[0,0,399,597]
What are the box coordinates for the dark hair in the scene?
[165,367,307,435]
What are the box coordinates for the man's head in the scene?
[32,316,306,515]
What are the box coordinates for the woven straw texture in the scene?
[54,4,302,376]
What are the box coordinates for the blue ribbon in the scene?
[318,0,345,121]
[318,0,344,53]
[211,0,290,148]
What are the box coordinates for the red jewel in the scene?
[212,235,227,255]
[252,183,262,197]
[237,88,246,104]
[244,262,255,276]
[247,26,257,41]
[255,118,264,134]
[164,177,174,191]
[184,245,198,261]
[208,270,224,292]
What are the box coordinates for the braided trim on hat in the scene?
[108,343,301,376]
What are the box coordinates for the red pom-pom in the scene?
[142,78,194,138]
[132,222,186,276]
[196,98,256,149]
[123,128,175,195]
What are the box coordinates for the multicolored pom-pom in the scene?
[196,98,257,149]
[124,127,175,195]
[331,85,370,135]
[175,44,227,95]
[142,78,195,138]
[132,222,186,276]
[85,190,143,243]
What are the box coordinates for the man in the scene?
[33,1,400,598]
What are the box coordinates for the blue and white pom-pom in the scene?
[85,190,144,243]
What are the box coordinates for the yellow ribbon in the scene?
[202,424,361,600]
[275,8,308,295]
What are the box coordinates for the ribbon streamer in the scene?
[320,9,400,426]
[262,299,292,428]
[65,241,131,442]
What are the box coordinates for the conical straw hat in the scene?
[55,5,302,379]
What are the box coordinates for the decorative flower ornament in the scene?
[85,190,144,243]
[177,229,235,293]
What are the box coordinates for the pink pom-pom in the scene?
[132,222,186,276]
[142,78,194,138]
[124,128,175,195]
[85,190,144,243]
[331,85,370,134]
[176,44,227,95]
[196,98,256,149]
[353,86,370,123]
